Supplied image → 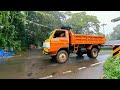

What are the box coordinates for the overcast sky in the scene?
[60,11,120,35]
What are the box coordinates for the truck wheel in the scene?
[76,52,83,57]
[56,50,68,64]
[87,48,98,58]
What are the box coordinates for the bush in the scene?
[103,56,120,79]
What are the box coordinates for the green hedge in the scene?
[103,56,120,79]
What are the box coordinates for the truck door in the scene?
[50,30,69,55]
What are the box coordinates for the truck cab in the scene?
[43,29,70,61]
[43,26,105,64]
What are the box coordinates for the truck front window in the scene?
[53,31,65,38]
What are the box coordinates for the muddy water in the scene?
[0,49,111,79]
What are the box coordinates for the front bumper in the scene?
[43,50,49,55]
[42,51,51,59]
[42,48,51,57]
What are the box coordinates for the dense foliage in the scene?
[62,12,101,35]
[106,24,120,40]
[103,56,120,79]
[0,11,101,52]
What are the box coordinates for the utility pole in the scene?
[101,24,107,35]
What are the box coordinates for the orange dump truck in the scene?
[43,26,105,64]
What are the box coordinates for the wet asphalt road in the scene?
[39,53,111,79]
[0,49,111,79]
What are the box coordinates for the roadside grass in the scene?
[103,56,120,79]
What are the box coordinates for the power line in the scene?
[22,11,49,28]
[25,19,48,28]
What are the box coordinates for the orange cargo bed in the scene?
[70,32,105,45]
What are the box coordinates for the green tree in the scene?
[0,11,17,50]
[109,24,120,40]
[44,11,66,28]
[0,11,28,51]
[63,12,101,35]
[26,11,65,47]
[26,11,54,46]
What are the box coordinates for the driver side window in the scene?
[53,31,66,38]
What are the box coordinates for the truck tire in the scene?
[76,52,83,57]
[76,48,83,57]
[87,48,98,58]
[56,50,68,64]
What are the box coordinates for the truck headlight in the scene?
[43,42,50,49]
